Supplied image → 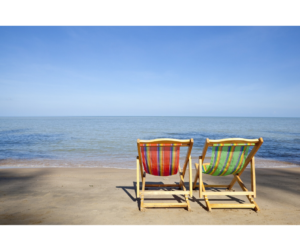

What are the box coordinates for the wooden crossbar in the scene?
[139,138,192,147]
[140,190,190,195]
[196,185,229,188]
[210,203,256,208]
[205,185,229,188]
[207,138,260,146]
[145,184,179,187]
[203,191,255,196]
[143,203,188,208]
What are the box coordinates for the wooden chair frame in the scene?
[192,138,263,212]
[137,138,194,211]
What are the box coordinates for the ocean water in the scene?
[0,117,299,169]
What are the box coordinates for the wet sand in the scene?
[0,166,300,225]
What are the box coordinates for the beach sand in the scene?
[0,165,300,225]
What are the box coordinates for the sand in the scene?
[0,166,300,225]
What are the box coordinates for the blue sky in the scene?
[1,26,300,116]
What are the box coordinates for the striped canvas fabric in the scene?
[140,143,181,176]
[202,143,255,176]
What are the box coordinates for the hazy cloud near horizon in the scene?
[1,26,300,117]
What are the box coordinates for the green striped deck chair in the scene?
[136,138,193,211]
[193,138,263,212]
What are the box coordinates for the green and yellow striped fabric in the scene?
[202,143,255,176]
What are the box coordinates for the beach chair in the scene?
[192,138,263,212]
[136,138,194,211]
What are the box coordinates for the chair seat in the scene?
[140,143,181,176]
[202,144,252,176]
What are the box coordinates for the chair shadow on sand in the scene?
[117,181,245,211]
[117,182,188,211]
[189,182,246,210]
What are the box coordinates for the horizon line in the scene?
[0,115,299,118]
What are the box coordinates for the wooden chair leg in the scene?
[189,156,192,197]
[193,164,199,190]
[185,194,191,211]
[136,158,140,198]
[199,157,202,198]
[140,173,146,212]
[179,166,191,211]
[251,157,256,198]
[246,195,260,212]
[202,183,211,212]
[182,182,191,211]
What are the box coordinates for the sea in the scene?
[0,117,299,169]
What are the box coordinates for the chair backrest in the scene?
[201,138,263,176]
[137,138,193,176]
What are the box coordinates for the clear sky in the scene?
[1,26,299,117]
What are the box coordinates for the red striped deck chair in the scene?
[136,138,194,211]
[193,138,263,212]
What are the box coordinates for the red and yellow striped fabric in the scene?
[140,144,181,176]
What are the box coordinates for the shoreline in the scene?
[0,166,300,224]
[1,157,299,169]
